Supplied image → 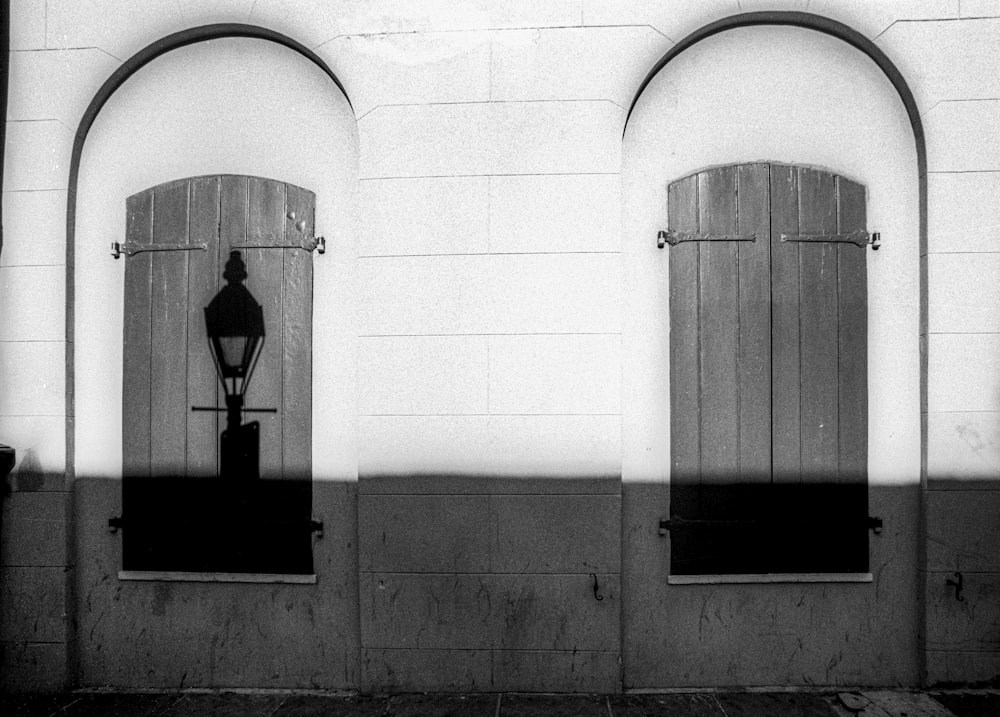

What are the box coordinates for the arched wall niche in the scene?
[620,17,923,687]
[71,29,359,484]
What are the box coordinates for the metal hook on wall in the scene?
[946,571,964,602]
[590,573,604,601]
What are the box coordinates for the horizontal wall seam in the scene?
[358,98,624,121]
[928,170,1000,175]
[361,172,620,181]
[359,413,622,417]
[360,647,621,653]
[360,572,620,576]
[361,172,620,180]
[359,251,621,259]
[358,494,620,498]
[314,23,669,47]
[358,332,622,338]
[9,46,119,60]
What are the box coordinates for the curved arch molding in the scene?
[625,11,925,177]
[65,24,353,474]
[625,10,928,481]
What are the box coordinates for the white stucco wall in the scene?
[3,0,1000,692]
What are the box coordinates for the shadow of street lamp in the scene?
[198,251,272,480]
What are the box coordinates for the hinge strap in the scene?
[111,242,208,259]
[657,229,756,248]
[658,515,884,535]
[781,230,878,249]
[230,236,326,254]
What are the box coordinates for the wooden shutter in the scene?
[121,175,314,574]
[668,163,868,575]
[769,165,868,573]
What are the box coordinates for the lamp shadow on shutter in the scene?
[122,251,313,576]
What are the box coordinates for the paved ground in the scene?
[1,690,997,717]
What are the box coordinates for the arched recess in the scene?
[69,26,358,483]
[70,27,360,688]
[621,14,924,687]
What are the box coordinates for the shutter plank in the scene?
[837,177,868,485]
[698,167,740,482]
[668,174,701,490]
[797,168,839,483]
[220,176,249,418]
[736,164,771,483]
[123,190,153,480]
[282,184,314,481]
[149,181,190,477]
[247,177,285,480]
[186,176,221,478]
[668,173,700,573]
[770,165,801,483]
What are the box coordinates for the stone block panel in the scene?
[492,652,620,693]
[2,121,73,191]
[359,177,489,257]
[0,640,68,692]
[359,253,621,335]
[926,100,1000,173]
[928,334,1000,413]
[0,266,66,342]
[9,0,46,51]
[318,32,491,118]
[927,412,1000,485]
[926,490,1000,571]
[358,336,489,416]
[875,17,1000,110]
[928,172,1000,254]
[488,334,621,415]
[925,649,1000,686]
[0,566,69,642]
[925,570,1000,652]
[0,416,67,489]
[491,494,621,573]
[361,573,619,651]
[0,341,65,418]
[362,648,492,693]
[359,495,491,573]
[1,190,68,267]
[488,174,621,254]
[359,101,621,178]
[7,49,119,129]
[928,253,1000,334]
[1,491,69,567]
[488,26,664,108]
[361,648,619,693]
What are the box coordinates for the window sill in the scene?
[668,573,873,585]
[118,571,316,584]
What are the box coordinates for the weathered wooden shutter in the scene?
[121,175,314,574]
[668,163,868,575]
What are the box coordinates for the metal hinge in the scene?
[657,229,757,248]
[111,241,208,259]
[230,236,326,254]
[781,230,880,250]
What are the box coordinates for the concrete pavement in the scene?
[1,690,997,716]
